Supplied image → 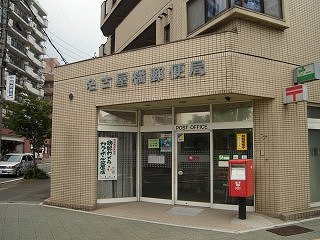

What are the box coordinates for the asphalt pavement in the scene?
[0,177,320,240]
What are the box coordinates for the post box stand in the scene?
[238,197,246,220]
[228,159,254,220]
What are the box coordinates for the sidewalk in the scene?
[0,202,319,240]
[93,202,284,233]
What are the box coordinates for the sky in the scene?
[39,0,106,64]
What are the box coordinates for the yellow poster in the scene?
[236,133,247,151]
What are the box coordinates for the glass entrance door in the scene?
[176,132,210,203]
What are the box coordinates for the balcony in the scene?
[25,65,44,83]
[31,4,48,28]
[26,50,43,68]
[100,0,141,36]
[6,36,28,59]
[8,19,29,43]
[24,81,44,97]
[5,55,26,75]
[29,21,45,40]
[9,2,30,28]
[30,0,47,18]
[27,34,46,55]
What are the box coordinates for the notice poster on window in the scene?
[160,134,172,152]
[148,155,165,164]
[148,139,159,149]
[98,137,117,180]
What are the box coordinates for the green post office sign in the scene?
[294,63,320,84]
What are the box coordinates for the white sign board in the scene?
[5,75,16,101]
[148,155,165,164]
[98,137,117,180]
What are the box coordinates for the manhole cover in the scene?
[267,225,313,236]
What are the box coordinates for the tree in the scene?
[3,89,52,163]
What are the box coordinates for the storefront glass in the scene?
[142,109,172,126]
[308,129,320,203]
[141,132,172,199]
[97,131,137,198]
[213,102,253,122]
[212,129,253,205]
[98,110,136,126]
[175,105,210,124]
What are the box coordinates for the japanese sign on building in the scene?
[98,137,117,180]
[5,75,16,101]
[294,63,320,84]
[283,84,308,104]
[86,60,206,91]
[236,133,247,151]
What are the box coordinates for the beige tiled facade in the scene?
[48,0,320,217]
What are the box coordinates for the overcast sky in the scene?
[40,0,106,64]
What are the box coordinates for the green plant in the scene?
[24,167,49,179]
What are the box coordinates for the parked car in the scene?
[0,153,35,176]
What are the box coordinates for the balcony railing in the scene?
[29,21,45,40]
[8,19,29,41]
[25,65,43,83]
[27,35,45,54]
[26,50,43,68]
[24,81,44,97]
[9,2,30,27]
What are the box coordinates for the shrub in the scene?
[24,167,49,179]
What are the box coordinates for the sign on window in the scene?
[98,137,117,180]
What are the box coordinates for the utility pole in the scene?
[0,0,10,156]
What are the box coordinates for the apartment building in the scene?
[0,0,47,154]
[48,0,320,219]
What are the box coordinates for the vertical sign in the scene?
[236,133,247,151]
[5,75,16,101]
[98,137,117,180]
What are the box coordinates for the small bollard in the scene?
[238,197,246,220]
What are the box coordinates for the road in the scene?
[0,162,51,203]
[0,162,51,184]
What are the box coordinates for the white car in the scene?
[0,153,35,176]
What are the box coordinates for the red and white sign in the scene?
[283,84,308,104]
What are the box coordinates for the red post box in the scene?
[228,159,254,197]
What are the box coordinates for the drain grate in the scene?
[267,225,313,236]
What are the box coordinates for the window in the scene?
[97,131,136,199]
[213,102,253,122]
[98,110,137,126]
[142,109,172,126]
[206,0,228,20]
[308,106,320,119]
[235,0,282,18]
[187,0,228,33]
[187,0,283,33]
[164,24,170,43]
[175,105,210,124]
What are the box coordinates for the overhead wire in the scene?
[46,30,92,58]
[47,37,87,60]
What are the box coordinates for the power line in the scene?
[44,43,81,63]
[46,30,92,58]
[22,0,68,64]
[48,38,88,59]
